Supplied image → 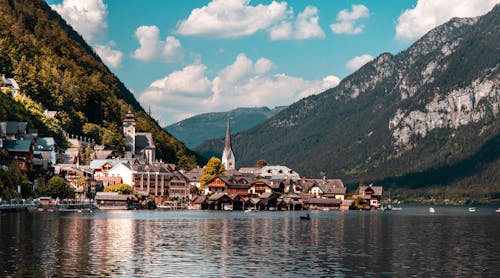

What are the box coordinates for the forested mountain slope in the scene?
[0,0,201,168]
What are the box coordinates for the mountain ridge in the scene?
[195,5,499,196]
[165,106,286,148]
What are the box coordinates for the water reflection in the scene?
[1,208,499,277]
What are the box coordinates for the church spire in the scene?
[221,113,235,170]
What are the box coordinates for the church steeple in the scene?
[221,113,235,170]
[123,108,136,154]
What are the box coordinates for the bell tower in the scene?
[123,109,136,154]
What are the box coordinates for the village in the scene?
[1,75,384,212]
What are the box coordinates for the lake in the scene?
[1,206,499,277]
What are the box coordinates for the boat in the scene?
[429,207,435,213]
[244,207,258,213]
[468,207,476,212]
[496,208,500,213]
[300,213,310,220]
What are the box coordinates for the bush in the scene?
[104,183,133,194]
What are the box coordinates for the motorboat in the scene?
[429,207,435,213]
[244,207,258,213]
[300,213,311,220]
[496,208,500,213]
[468,207,476,212]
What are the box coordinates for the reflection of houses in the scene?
[356,184,383,209]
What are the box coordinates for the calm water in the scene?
[1,206,499,277]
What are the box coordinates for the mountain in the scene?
[165,106,286,148]
[0,0,201,168]
[196,6,500,200]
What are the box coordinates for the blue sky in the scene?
[45,0,498,125]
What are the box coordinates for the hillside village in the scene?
[1,77,383,211]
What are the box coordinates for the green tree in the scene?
[104,183,133,194]
[38,176,73,199]
[200,157,225,190]
[255,159,268,168]
[353,197,366,210]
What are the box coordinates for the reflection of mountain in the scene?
[165,106,286,148]
[195,6,500,194]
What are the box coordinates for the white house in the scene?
[108,162,134,186]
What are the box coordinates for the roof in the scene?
[208,193,229,201]
[95,192,131,201]
[257,165,300,179]
[359,185,383,196]
[184,168,203,182]
[0,121,27,136]
[43,110,58,118]
[135,132,155,151]
[94,150,113,159]
[4,139,32,152]
[89,159,128,169]
[238,167,260,174]
[307,198,342,205]
[191,195,207,204]
[131,163,172,174]
[35,137,55,151]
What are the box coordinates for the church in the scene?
[123,110,156,164]
[221,113,235,170]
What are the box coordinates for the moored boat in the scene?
[429,207,435,213]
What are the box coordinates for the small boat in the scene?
[468,207,476,212]
[300,213,310,220]
[244,207,258,213]
[496,208,500,213]
[429,207,435,213]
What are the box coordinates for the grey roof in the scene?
[135,132,155,151]
[307,198,342,205]
[131,163,172,174]
[0,122,27,136]
[184,168,203,182]
[95,192,131,201]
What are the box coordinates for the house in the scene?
[357,184,383,209]
[307,198,342,210]
[0,121,28,139]
[33,137,57,170]
[207,193,234,210]
[189,195,208,210]
[131,163,172,204]
[248,180,273,196]
[205,176,254,196]
[183,167,203,190]
[340,200,354,211]
[308,178,346,200]
[1,74,20,96]
[168,171,190,201]
[95,192,134,210]
[256,165,300,180]
[4,138,35,173]
[108,162,134,186]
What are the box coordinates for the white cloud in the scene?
[395,0,498,41]
[176,0,288,38]
[133,26,183,62]
[50,0,124,69]
[269,6,325,40]
[139,54,340,124]
[330,4,369,35]
[345,54,374,71]
[93,42,123,68]
[50,0,108,43]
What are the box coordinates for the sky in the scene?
[45,0,499,126]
